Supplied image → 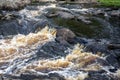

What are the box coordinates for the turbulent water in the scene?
[0,2,120,80]
[0,27,118,80]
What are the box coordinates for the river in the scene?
[0,2,120,80]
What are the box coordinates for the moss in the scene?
[98,0,120,7]
[51,17,105,38]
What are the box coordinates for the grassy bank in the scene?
[98,0,120,7]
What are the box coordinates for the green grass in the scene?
[98,0,120,7]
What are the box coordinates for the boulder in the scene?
[56,28,76,44]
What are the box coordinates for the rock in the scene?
[1,72,65,80]
[45,7,75,20]
[93,9,105,15]
[111,50,120,58]
[85,42,108,54]
[0,16,48,36]
[20,72,65,80]
[107,44,120,50]
[106,54,120,68]
[96,58,110,66]
[56,28,76,44]
[46,12,58,18]
[110,10,120,17]
[32,20,48,33]
[57,11,75,19]
[74,37,88,44]
[85,70,114,80]
[77,16,91,24]
[40,41,70,57]
[26,6,39,10]
[0,20,19,36]
[0,12,21,20]
[109,68,117,73]
[46,10,75,19]
[0,0,31,10]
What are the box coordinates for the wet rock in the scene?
[46,12,58,18]
[0,12,21,20]
[1,72,65,80]
[41,41,70,57]
[2,72,65,80]
[110,10,120,17]
[20,73,49,80]
[108,44,120,50]
[109,68,117,73]
[0,17,48,36]
[1,14,14,20]
[31,19,48,32]
[21,73,65,80]
[56,28,76,44]
[0,0,31,10]
[46,9,75,19]
[85,70,114,80]
[106,54,120,68]
[93,9,105,15]
[74,37,88,44]
[0,20,19,36]
[48,73,65,80]
[111,50,120,58]
[85,41,108,54]
[26,6,39,10]
[96,58,110,66]
[77,16,91,24]
[57,11,75,19]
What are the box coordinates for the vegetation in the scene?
[98,0,120,7]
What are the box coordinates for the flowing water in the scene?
[0,2,120,80]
